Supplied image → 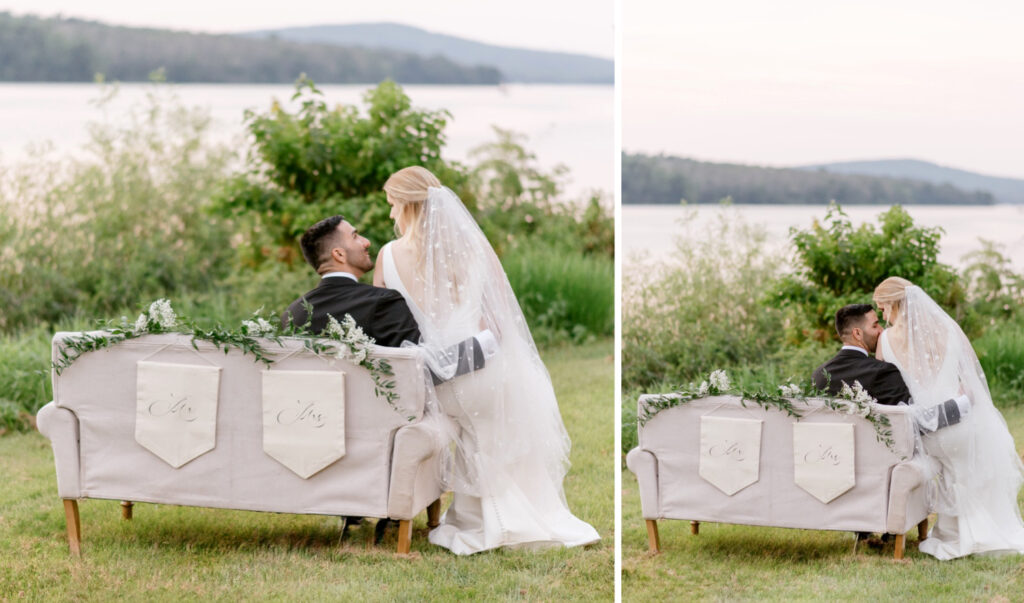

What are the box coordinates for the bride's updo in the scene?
[873,276,914,324]
[383,166,441,253]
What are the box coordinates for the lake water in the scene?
[0,83,612,199]
[623,204,1024,272]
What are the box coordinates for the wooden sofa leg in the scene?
[690,521,700,535]
[893,534,905,560]
[645,519,661,553]
[396,519,413,554]
[120,501,133,520]
[427,499,442,529]
[917,518,929,541]
[63,499,81,556]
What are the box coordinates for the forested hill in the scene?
[623,153,995,205]
[0,13,502,84]
[800,159,1024,205]
[241,23,613,84]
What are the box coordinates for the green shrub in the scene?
[772,203,968,342]
[622,206,785,391]
[211,77,474,266]
[0,84,235,334]
[471,128,613,259]
[976,317,1024,406]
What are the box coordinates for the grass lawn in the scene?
[622,403,1024,601]
[0,340,613,601]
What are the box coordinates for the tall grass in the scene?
[503,243,614,345]
[622,207,786,391]
[0,84,236,334]
[976,317,1024,405]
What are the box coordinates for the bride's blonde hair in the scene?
[873,276,914,324]
[383,166,441,259]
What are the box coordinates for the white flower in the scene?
[353,348,368,364]
[779,383,802,397]
[697,381,710,396]
[325,315,345,339]
[859,405,871,418]
[845,402,858,415]
[133,313,148,334]
[709,369,730,392]
[147,299,177,329]
[242,317,275,336]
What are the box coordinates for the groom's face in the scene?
[857,310,883,353]
[334,221,374,274]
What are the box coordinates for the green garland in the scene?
[638,370,896,452]
[52,299,407,420]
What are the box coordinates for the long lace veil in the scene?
[882,285,1024,516]
[404,186,572,500]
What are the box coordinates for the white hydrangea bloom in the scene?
[697,381,710,396]
[148,299,177,329]
[133,313,148,334]
[709,369,731,392]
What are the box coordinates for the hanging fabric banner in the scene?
[793,422,856,503]
[135,361,222,468]
[262,370,346,479]
[699,415,763,496]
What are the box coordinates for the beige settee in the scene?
[36,332,446,555]
[626,394,934,559]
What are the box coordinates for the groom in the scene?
[812,304,910,405]
[280,215,421,345]
[812,303,969,430]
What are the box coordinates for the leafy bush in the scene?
[211,77,474,266]
[0,84,235,334]
[622,207,785,391]
[772,203,967,342]
[962,240,1024,324]
[471,127,613,259]
[975,317,1024,406]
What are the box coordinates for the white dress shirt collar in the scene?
[841,345,869,357]
[321,271,358,282]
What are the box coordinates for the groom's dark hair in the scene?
[835,304,875,338]
[300,215,346,272]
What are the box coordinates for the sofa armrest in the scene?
[36,402,82,499]
[626,447,659,519]
[387,422,445,520]
[886,455,937,534]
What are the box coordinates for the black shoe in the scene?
[375,518,394,544]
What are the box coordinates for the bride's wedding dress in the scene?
[880,286,1024,559]
[378,186,599,555]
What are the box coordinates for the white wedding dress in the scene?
[377,187,599,555]
[879,286,1024,559]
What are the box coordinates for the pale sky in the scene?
[0,1,613,58]
[624,1,1024,179]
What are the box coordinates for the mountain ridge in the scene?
[623,153,997,206]
[0,13,501,84]
[240,22,613,84]
[798,159,1024,204]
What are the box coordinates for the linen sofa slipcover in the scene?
[626,394,933,559]
[37,332,446,555]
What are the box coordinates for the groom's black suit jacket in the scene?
[281,276,421,347]
[812,348,911,406]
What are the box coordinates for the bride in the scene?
[373,166,600,555]
[874,276,1024,559]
